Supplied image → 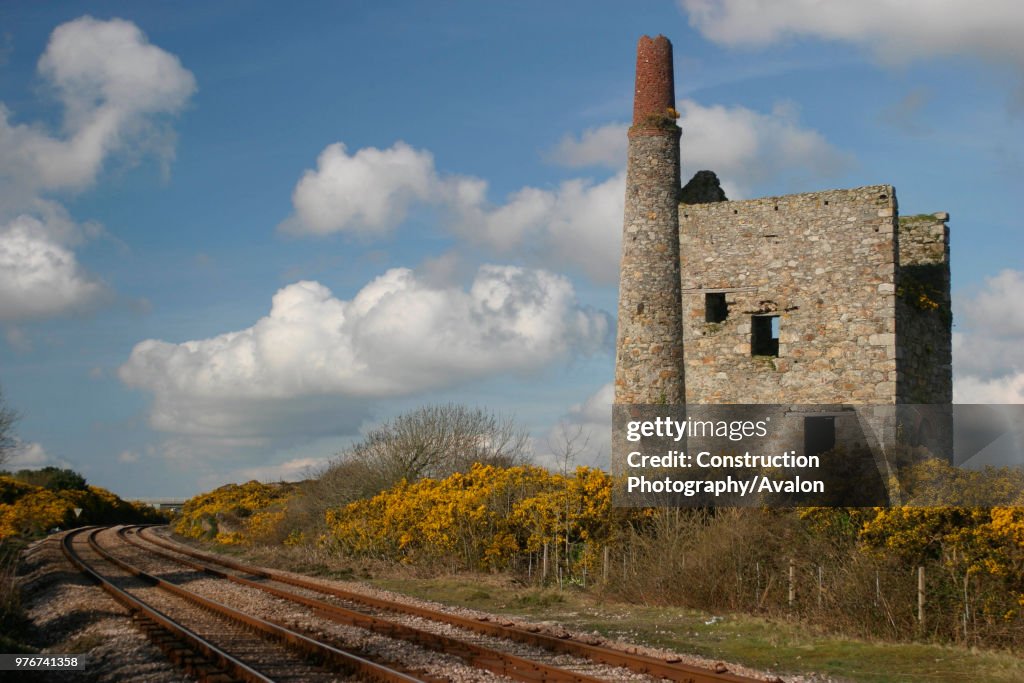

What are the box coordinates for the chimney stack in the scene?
[614,35,685,404]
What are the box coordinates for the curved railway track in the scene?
[63,525,770,682]
[63,527,427,682]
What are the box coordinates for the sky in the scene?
[0,1,1021,499]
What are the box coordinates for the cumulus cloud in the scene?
[280,142,441,236]
[0,207,107,321]
[953,269,1024,403]
[4,440,72,469]
[234,457,327,483]
[680,0,1024,62]
[548,104,848,192]
[1,16,195,197]
[0,17,195,323]
[680,0,1024,106]
[498,100,846,280]
[120,265,611,438]
[281,98,846,284]
[954,374,1024,404]
[547,123,628,168]
[678,99,851,197]
[449,172,627,283]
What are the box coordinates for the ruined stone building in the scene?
[614,35,952,409]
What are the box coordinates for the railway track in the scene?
[108,524,766,683]
[62,527,428,682]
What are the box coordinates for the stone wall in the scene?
[678,185,902,404]
[895,213,952,403]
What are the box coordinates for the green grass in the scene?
[368,576,1024,683]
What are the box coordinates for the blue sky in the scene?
[1,1,1021,498]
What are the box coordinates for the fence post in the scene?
[963,573,970,641]
[788,559,795,607]
[817,565,823,608]
[603,545,609,584]
[917,565,925,625]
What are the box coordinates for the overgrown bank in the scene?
[175,470,1024,649]
[0,468,167,652]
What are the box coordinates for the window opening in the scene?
[705,293,728,323]
[751,315,780,356]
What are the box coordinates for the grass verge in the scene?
[368,575,1024,683]
[173,535,1023,683]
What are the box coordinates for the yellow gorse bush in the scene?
[0,475,164,540]
[324,464,614,571]
[174,480,298,544]
[0,488,74,538]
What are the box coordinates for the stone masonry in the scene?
[615,36,953,408]
[614,35,686,404]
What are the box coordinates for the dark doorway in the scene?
[805,416,836,459]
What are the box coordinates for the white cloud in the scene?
[953,269,1024,403]
[450,172,627,283]
[677,99,852,198]
[547,123,628,168]
[4,440,72,470]
[234,457,327,483]
[281,98,846,284]
[1,16,196,194]
[0,208,107,321]
[120,265,611,438]
[0,17,195,322]
[679,0,1024,99]
[279,142,442,236]
[117,450,140,464]
[476,100,846,281]
[954,374,1024,404]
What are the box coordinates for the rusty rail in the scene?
[119,525,603,682]
[66,527,424,682]
[137,525,766,683]
[62,527,272,683]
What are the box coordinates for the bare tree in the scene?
[320,404,530,501]
[548,419,591,476]
[275,405,532,541]
[356,404,529,483]
[0,384,19,468]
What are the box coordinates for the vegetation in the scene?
[173,479,300,545]
[324,463,621,572]
[274,404,532,542]
[0,475,166,540]
[0,467,168,652]
[171,404,1024,658]
[5,467,88,491]
[368,575,1024,683]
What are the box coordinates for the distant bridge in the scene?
[133,498,186,513]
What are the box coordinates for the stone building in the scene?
[614,35,953,410]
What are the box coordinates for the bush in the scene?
[0,475,165,541]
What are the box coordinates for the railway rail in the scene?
[118,524,767,683]
[62,526,428,682]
